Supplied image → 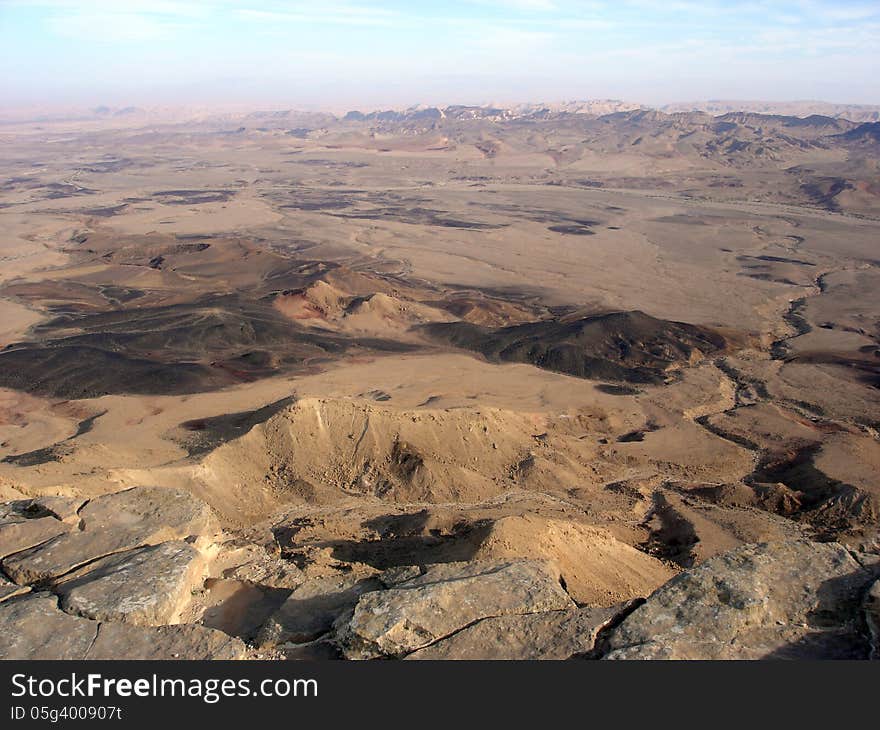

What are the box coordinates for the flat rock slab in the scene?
[88,622,246,660]
[2,486,216,584]
[54,541,205,626]
[406,605,619,660]
[258,574,381,647]
[342,559,575,659]
[0,592,98,660]
[603,539,880,660]
[0,592,245,660]
[0,517,70,560]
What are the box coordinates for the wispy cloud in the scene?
[2,0,878,105]
[464,0,561,11]
[236,6,403,29]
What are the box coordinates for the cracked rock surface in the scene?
[0,516,70,560]
[0,487,232,659]
[54,541,206,626]
[602,539,880,659]
[1,484,878,661]
[0,592,100,660]
[0,592,246,660]
[0,574,29,604]
[405,605,621,660]
[340,559,575,659]
[2,486,217,584]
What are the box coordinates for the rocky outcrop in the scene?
[0,592,245,660]
[2,486,217,584]
[3,485,877,662]
[602,540,880,659]
[87,622,246,660]
[0,517,70,559]
[340,559,575,659]
[406,605,621,660]
[54,541,206,626]
[0,488,238,659]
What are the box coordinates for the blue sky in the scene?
[1,1,878,109]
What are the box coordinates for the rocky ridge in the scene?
[1,486,877,660]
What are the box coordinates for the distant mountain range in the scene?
[3,99,878,126]
[335,100,880,125]
[659,100,880,123]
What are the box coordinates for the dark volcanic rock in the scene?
[422,310,726,383]
[0,297,414,397]
[834,121,880,147]
[0,345,224,399]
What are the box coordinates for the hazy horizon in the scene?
[1,1,879,110]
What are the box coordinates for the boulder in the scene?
[2,487,216,584]
[406,605,620,660]
[257,573,381,647]
[603,539,880,659]
[341,559,575,659]
[214,542,303,590]
[54,541,205,626]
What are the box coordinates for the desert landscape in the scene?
[0,100,878,660]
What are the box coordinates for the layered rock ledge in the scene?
[0,486,877,660]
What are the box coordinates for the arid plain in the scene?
[0,103,878,660]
